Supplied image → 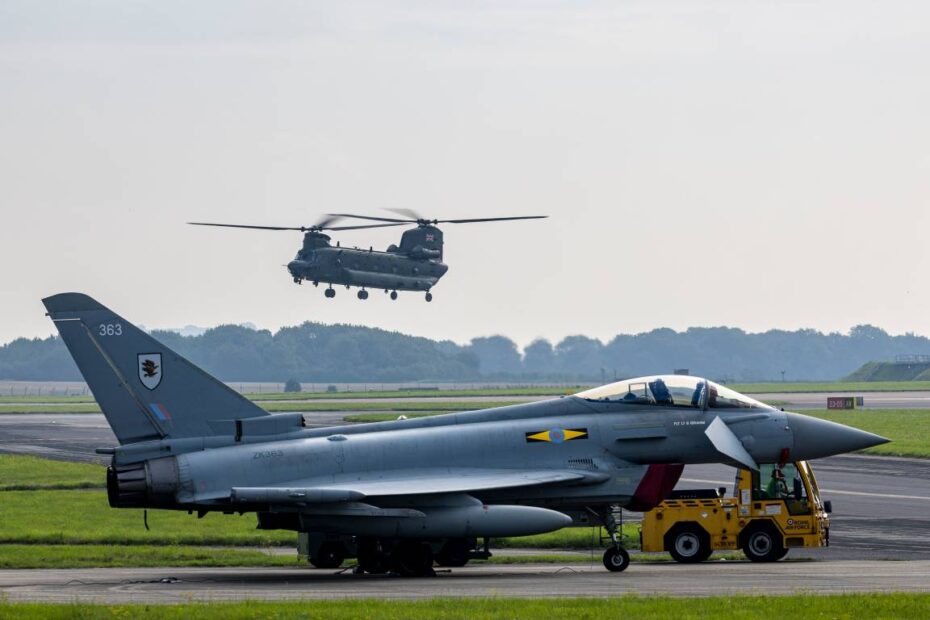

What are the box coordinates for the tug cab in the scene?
[641,460,831,562]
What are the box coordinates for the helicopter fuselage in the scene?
[190,216,544,302]
[287,231,448,295]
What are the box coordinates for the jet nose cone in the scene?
[786,412,889,460]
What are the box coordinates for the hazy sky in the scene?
[2,1,928,348]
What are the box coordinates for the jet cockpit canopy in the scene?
[576,375,771,410]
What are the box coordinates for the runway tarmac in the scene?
[2,561,930,603]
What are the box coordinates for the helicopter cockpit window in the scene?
[576,375,707,408]
[575,376,771,410]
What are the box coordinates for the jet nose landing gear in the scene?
[425,292,433,302]
[603,546,630,572]
[602,505,630,572]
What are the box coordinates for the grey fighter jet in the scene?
[43,293,888,575]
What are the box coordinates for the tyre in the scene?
[742,524,786,562]
[435,538,470,567]
[602,546,630,572]
[309,542,345,569]
[357,539,390,574]
[390,541,434,577]
[667,524,712,563]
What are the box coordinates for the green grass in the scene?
[345,412,448,422]
[0,400,521,415]
[248,387,581,400]
[731,381,930,393]
[0,455,104,490]
[0,490,295,546]
[805,409,930,458]
[262,401,519,412]
[0,403,103,414]
[497,525,639,550]
[0,488,634,549]
[2,595,929,619]
[0,394,95,403]
[0,544,300,569]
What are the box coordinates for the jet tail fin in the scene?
[43,293,269,444]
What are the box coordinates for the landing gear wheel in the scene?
[435,538,470,567]
[324,288,336,298]
[668,525,712,563]
[390,291,398,301]
[603,546,630,572]
[742,525,786,562]
[293,277,301,284]
[357,540,390,574]
[357,290,369,300]
[310,542,345,569]
[425,292,433,302]
[390,541,434,577]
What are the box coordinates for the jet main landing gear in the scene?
[357,289,369,300]
[324,287,336,298]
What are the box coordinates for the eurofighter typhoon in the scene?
[43,293,888,575]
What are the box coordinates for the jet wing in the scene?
[225,468,605,505]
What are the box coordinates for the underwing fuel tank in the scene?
[293,503,573,538]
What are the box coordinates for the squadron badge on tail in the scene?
[137,353,162,390]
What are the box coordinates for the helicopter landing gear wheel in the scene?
[390,291,398,301]
[357,290,369,300]
[324,287,336,299]
[425,292,433,302]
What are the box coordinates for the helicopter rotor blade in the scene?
[437,216,549,224]
[314,215,343,229]
[189,220,408,233]
[385,207,424,221]
[188,222,309,231]
[325,222,409,231]
[326,213,414,223]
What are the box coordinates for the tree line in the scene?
[2,322,930,383]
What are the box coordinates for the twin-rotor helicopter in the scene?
[190,210,546,302]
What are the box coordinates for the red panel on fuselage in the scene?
[627,463,684,511]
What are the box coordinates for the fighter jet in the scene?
[43,293,888,575]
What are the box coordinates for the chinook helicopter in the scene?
[189,210,546,301]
